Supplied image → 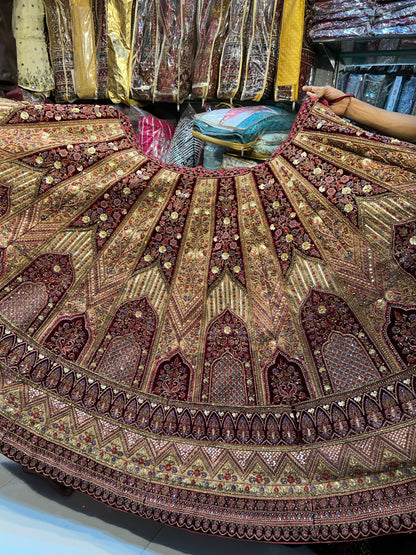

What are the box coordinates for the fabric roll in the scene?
[274,0,305,101]
[217,0,251,100]
[130,0,159,102]
[153,0,198,104]
[93,0,108,100]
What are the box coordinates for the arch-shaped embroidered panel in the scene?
[91,297,157,387]
[201,308,256,405]
[0,281,48,330]
[322,331,380,392]
[97,333,142,385]
[0,252,74,333]
[301,289,389,394]
[211,352,247,405]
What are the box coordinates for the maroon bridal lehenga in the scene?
[1,96,416,544]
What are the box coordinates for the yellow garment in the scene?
[12,0,54,93]
[70,0,97,99]
[107,0,134,104]
[274,0,305,101]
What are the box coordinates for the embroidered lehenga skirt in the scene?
[0,96,416,544]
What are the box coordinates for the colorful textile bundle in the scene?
[337,69,416,114]
[1,96,416,544]
[137,114,176,160]
[165,105,205,167]
[374,0,416,35]
[192,104,295,149]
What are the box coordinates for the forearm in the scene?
[345,97,416,144]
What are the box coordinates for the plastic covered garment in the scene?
[1,97,416,544]
[130,0,159,102]
[191,0,231,101]
[43,0,76,102]
[240,0,283,101]
[153,0,198,103]
[93,0,109,100]
[397,76,416,115]
[309,0,373,41]
[12,0,54,94]
[106,0,134,104]
[69,0,97,99]
[217,0,251,100]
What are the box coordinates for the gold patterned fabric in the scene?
[1,97,416,543]
[69,0,98,99]
[274,0,305,101]
[12,0,55,94]
[106,0,134,104]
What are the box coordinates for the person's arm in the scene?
[302,85,416,144]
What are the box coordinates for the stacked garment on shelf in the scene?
[309,0,374,40]
[0,95,416,544]
[310,0,416,40]
[374,0,416,35]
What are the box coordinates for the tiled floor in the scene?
[0,454,314,555]
[1,453,415,555]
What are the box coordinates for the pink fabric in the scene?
[137,114,176,160]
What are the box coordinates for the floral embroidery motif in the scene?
[41,313,91,361]
[149,351,192,400]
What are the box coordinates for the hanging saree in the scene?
[0,96,416,544]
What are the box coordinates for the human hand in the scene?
[302,85,351,117]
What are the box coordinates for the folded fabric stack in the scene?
[310,0,416,40]
[192,104,295,168]
[309,0,374,40]
[373,0,416,35]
